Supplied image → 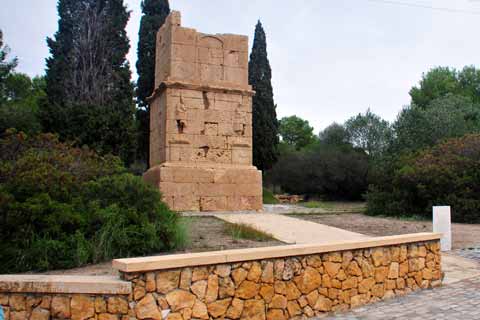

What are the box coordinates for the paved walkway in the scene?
[213,213,370,244]
[321,276,480,320]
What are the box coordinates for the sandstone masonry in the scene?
[0,234,442,319]
[143,11,262,211]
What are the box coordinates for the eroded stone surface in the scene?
[143,11,262,212]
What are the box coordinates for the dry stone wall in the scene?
[143,11,262,211]
[0,293,129,320]
[120,240,441,320]
[0,235,442,319]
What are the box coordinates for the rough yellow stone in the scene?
[10,311,27,320]
[207,298,231,318]
[306,290,319,307]
[314,296,332,312]
[134,286,146,301]
[107,296,128,314]
[342,277,358,290]
[190,280,207,299]
[226,298,244,319]
[294,267,322,294]
[388,262,400,279]
[156,270,180,294]
[0,295,8,306]
[30,308,50,320]
[266,309,287,320]
[51,296,71,319]
[323,262,341,278]
[242,299,265,320]
[235,280,259,299]
[285,281,301,301]
[98,314,118,320]
[135,294,162,320]
[215,265,231,278]
[269,294,287,309]
[247,262,262,282]
[358,278,376,293]
[145,272,156,292]
[71,295,94,320]
[259,285,275,303]
[375,266,389,283]
[9,295,25,311]
[261,262,274,283]
[274,281,286,295]
[192,300,209,320]
[166,290,196,312]
[371,248,384,267]
[205,274,219,303]
[347,261,362,276]
[219,276,236,298]
[307,255,323,268]
[232,268,248,286]
[286,300,301,318]
[95,297,107,313]
[180,268,192,290]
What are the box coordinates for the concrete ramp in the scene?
[214,213,371,244]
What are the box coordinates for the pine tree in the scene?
[248,21,279,171]
[42,0,136,164]
[136,0,170,167]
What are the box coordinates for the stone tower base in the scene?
[144,162,262,211]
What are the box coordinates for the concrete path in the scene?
[213,213,370,244]
[442,253,480,285]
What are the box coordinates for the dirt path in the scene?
[294,213,480,249]
[42,217,283,276]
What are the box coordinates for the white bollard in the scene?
[432,206,452,251]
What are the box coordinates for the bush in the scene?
[367,134,480,223]
[262,188,278,204]
[269,144,369,200]
[0,131,185,273]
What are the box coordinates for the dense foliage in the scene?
[367,134,480,223]
[410,66,480,108]
[136,0,170,166]
[249,21,279,171]
[279,115,317,150]
[344,109,392,157]
[41,0,137,165]
[269,143,368,200]
[0,131,184,273]
[0,74,45,134]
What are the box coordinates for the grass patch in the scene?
[263,188,279,204]
[224,222,275,241]
[301,201,335,209]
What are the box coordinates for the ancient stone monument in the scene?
[143,11,262,211]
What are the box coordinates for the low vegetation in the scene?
[223,222,275,241]
[262,188,279,204]
[367,134,480,223]
[0,131,186,273]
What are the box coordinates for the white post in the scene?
[432,206,452,251]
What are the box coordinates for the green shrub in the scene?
[367,134,480,223]
[262,188,278,204]
[0,131,185,273]
[269,144,369,200]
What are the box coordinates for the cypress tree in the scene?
[136,0,170,167]
[248,21,279,171]
[42,0,136,164]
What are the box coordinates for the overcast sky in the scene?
[2,0,480,132]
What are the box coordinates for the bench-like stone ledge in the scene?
[113,232,442,273]
[0,275,131,295]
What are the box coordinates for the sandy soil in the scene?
[294,213,480,250]
[42,217,283,276]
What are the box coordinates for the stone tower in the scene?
[143,11,262,211]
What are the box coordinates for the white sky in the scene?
[2,0,480,132]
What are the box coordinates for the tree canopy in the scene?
[136,0,170,167]
[279,115,316,150]
[249,21,279,171]
[41,0,137,165]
